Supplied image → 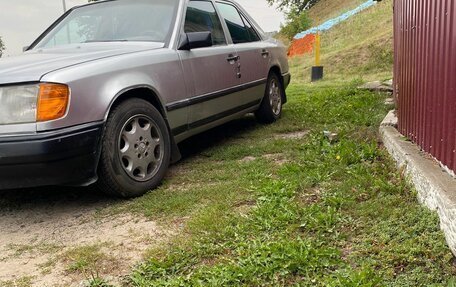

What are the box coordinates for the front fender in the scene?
[37,49,187,132]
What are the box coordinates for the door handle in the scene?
[226,54,240,63]
[261,49,270,57]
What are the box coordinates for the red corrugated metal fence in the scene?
[394,0,456,173]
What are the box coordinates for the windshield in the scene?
[33,0,178,49]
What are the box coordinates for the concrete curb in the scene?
[380,110,456,255]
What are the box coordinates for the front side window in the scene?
[216,2,260,44]
[33,0,178,49]
[184,1,226,46]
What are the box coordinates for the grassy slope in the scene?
[307,0,366,25]
[290,0,393,83]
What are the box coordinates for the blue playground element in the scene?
[294,0,377,39]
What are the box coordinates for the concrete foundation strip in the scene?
[380,110,456,256]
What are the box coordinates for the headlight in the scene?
[0,83,69,125]
[0,85,39,124]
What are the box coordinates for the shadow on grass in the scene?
[0,115,260,211]
[178,115,259,159]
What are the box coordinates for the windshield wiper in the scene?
[84,39,129,43]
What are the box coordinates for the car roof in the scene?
[73,0,242,10]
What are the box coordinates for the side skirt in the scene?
[172,99,261,137]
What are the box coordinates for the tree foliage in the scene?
[266,0,317,40]
[279,10,311,40]
[0,36,5,58]
[266,0,319,13]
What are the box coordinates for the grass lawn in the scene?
[101,80,456,286]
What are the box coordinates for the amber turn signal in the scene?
[37,83,69,122]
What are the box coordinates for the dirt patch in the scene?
[263,154,289,166]
[233,199,257,216]
[165,163,191,178]
[239,156,256,163]
[297,188,322,205]
[275,130,309,140]
[0,188,173,286]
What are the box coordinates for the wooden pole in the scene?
[311,32,323,82]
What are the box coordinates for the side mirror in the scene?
[178,31,212,50]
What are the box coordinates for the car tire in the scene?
[97,98,171,198]
[255,72,284,124]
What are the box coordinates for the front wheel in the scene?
[255,72,284,124]
[97,98,171,198]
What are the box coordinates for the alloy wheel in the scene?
[269,78,282,116]
[118,115,164,182]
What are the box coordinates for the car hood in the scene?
[0,42,164,85]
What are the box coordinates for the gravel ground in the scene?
[0,187,172,286]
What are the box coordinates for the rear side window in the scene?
[216,2,260,44]
[185,1,226,45]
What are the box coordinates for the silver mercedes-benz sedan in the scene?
[0,0,290,197]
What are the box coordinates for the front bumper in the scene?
[0,122,103,190]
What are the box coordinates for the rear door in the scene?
[215,1,269,98]
[176,0,240,131]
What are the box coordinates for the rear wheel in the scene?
[97,98,170,198]
[255,72,283,124]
